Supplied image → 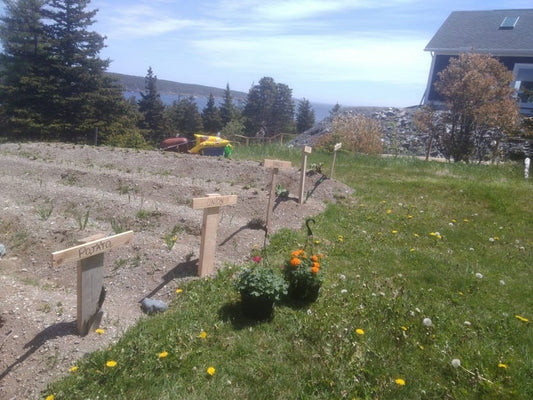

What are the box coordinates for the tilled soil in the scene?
[0,142,352,399]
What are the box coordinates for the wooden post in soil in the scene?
[263,159,292,234]
[330,142,342,178]
[192,194,238,277]
[298,146,312,205]
[51,230,134,336]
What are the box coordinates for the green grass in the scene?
[46,146,532,399]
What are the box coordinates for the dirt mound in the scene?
[0,142,352,399]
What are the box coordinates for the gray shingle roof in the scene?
[425,9,533,54]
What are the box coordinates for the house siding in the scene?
[426,54,533,103]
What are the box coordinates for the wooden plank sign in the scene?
[51,230,133,267]
[50,230,134,336]
[263,159,292,234]
[192,194,237,277]
[264,159,292,170]
[299,146,312,204]
[331,142,342,178]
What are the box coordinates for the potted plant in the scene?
[234,262,288,320]
[283,248,325,302]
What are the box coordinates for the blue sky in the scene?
[91,0,531,107]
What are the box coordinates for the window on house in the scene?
[513,64,533,107]
[499,16,519,29]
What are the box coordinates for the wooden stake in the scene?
[263,159,292,234]
[331,142,342,178]
[298,146,312,204]
[192,194,237,277]
[51,230,133,336]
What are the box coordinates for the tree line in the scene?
[0,0,315,148]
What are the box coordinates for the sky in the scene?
[90,0,532,107]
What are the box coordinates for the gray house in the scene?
[423,9,533,115]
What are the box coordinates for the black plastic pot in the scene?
[240,293,275,320]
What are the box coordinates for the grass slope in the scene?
[46,148,532,400]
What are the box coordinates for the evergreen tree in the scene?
[0,0,53,139]
[202,93,222,133]
[166,96,203,140]
[0,0,130,142]
[219,83,238,126]
[296,98,315,133]
[243,77,294,137]
[43,0,119,141]
[138,66,168,144]
[329,103,341,117]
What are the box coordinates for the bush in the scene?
[315,113,382,154]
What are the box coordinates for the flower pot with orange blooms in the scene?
[283,249,325,302]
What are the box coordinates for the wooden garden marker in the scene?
[525,157,530,179]
[192,194,238,277]
[51,230,134,336]
[330,142,342,178]
[299,146,312,204]
[263,159,292,234]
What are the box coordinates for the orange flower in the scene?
[291,249,305,258]
[311,255,319,262]
[312,262,320,269]
[310,266,319,274]
[290,257,301,266]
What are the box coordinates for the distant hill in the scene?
[107,72,248,101]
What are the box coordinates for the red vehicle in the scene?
[160,137,189,152]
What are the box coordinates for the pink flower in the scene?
[253,256,261,263]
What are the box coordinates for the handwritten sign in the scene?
[51,230,134,335]
[192,194,237,210]
[51,230,133,267]
[264,159,292,170]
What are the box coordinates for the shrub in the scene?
[315,113,382,154]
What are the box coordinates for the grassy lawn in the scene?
[46,146,532,399]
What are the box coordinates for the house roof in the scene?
[425,9,533,55]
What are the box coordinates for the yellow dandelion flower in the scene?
[407,215,413,219]
[207,366,216,376]
[395,378,406,386]
[158,351,169,359]
[401,326,408,331]
[458,291,464,296]
[386,209,392,214]
[463,218,469,222]
[498,363,508,369]
[414,233,419,238]
[515,315,529,323]
[45,395,55,400]
[410,248,415,252]
[338,235,344,242]
[69,366,79,373]
[429,232,436,236]
[199,330,207,339]
[452,218,457,223]
[356,328,364,335]
[418,344,424,350]
[176,288,183,294]
[95,328,105,335]
[314,239,320,244]
[106,360,117,368]
[392,230,398,234]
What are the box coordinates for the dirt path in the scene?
[0,142,352,399]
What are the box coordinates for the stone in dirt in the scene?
[140,298,168,314]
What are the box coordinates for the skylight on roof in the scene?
[500,16,519,29]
